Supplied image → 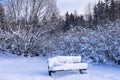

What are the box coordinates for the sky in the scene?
[0,0,101,15]
[57,0,101,15]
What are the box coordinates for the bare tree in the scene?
[0,0,59,56]
[45,0,59,20]
[6,0,51,25]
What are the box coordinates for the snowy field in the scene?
[0,54,120,80]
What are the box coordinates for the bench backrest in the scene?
[48,56,81,68]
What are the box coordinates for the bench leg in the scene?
[79,70,82,74]
[49,71,52,76]
[79,69,87,74]
[49,71,56,76]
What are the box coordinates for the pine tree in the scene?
[49,12,59,31]
[69,13,75,26]
[0,3,5,30]
[93,5,98,25]
[88,13,93,26]
[65,12,70,26]
[109,0,116,21]
[50,12,58,23]
[105,0,110,21]
[64,12,70,31]
[79,15,85,26]
[114,0,120,20]
[93,0,107,25]
[117,1,120,19]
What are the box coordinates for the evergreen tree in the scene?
[88,13,93,26]
[105,0,110,21]
[49,12,59,31]
[79,15,85,26]
[0,3,5,30]
[113,0,120,20]
[50,12,58,23]
[104,0,120,21]
[116,1,120,19]
[97,1,106,24]
[93,0,110,25]
[69,13,75,26]
[64,12,71,31]
[109,0,116,21]
[65,12,70,26]
[93,5,98,25]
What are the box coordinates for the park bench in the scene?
[47,56,88,76]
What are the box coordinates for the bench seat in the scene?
[49,63,88,71]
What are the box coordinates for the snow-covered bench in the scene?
[47,56,88,76]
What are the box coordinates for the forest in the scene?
[0,0,120,65]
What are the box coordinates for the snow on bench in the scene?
[47,56,88,76]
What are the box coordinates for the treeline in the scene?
[62,0,120,31]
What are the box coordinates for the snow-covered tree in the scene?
[0,3,5,30]
[0,0,59,57]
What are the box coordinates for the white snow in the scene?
[0,55,120,80]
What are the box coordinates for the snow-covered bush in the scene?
[47,20,120,65]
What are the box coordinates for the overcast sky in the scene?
[57,0,101,15]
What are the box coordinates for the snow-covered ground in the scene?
[0,54,120,80]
